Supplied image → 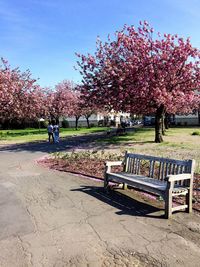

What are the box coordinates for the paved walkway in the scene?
[0,133,200,267]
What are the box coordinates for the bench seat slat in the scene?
[107,172,189,195]
[107,172,167,195]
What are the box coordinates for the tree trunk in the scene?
[162,114,166,135]
[85,115,90,128]
[198,109,200,125]
[75,116,80,130]
[155,105,165,143]
[50,114,55,124]
[103,116,108,126]
[56,117,60,125]
[164,113,170,129]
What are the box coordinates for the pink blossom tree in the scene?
[69,88,85,130]
[0,58,45,128]
[77,22,200,142]
[46,82,100,130]
[45,80,77,123]
[77,85,101,128]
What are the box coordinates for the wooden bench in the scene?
[104,152,195,218]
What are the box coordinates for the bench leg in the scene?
[123,183,127,190]
[104,175,109,191]
[165,191,172,219]
[186,188,193,213]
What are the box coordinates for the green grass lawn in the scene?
[101,127,200,146]
[101,127,154,143]
[0,127,109,144]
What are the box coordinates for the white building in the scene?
[63,111,130,127]
[175,111,200,126]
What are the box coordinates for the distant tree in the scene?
[70,89,83,130]
[0,58,44,128]
[78,85,100,128]
[83,107,96,128]
[77,21,200,142]
[45,80,76,123]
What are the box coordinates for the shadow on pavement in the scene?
[0,132,116,154]
[71,185,164,219]
[0,128,140,154]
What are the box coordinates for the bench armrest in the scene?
[105,161,123,167]
[105,161,123,174]
[165,173,192,182]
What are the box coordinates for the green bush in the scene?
[192,131,200,136]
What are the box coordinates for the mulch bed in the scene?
[38,157,200,212]
[39,158,107,179]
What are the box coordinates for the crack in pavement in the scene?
[17,235,33,266]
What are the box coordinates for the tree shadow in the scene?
[98,139,154,145]
[71,185,165,219]
[0,132,117,154]
[0,127,155,154]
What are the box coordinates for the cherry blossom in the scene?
[77,22,200,142]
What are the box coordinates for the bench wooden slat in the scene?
[158,161,162,180]
[134,158,137,173]
[107,172,167,196]
[165,162,169,177]
[126,153,190,166]
[172,163,176,174]
[149,160,155,178]
[161,162,165,180]
[136,159,141,174]
[168,163,172,175]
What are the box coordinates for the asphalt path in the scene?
[0,132,200,267]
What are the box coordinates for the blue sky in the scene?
[0,0,199,88]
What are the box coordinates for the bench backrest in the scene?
[124,152,194,181]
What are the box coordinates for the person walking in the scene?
[53,122,59,143]
[47,122,54,143]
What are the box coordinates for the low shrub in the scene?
[192,131,200,136]
[53,150,124,161]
